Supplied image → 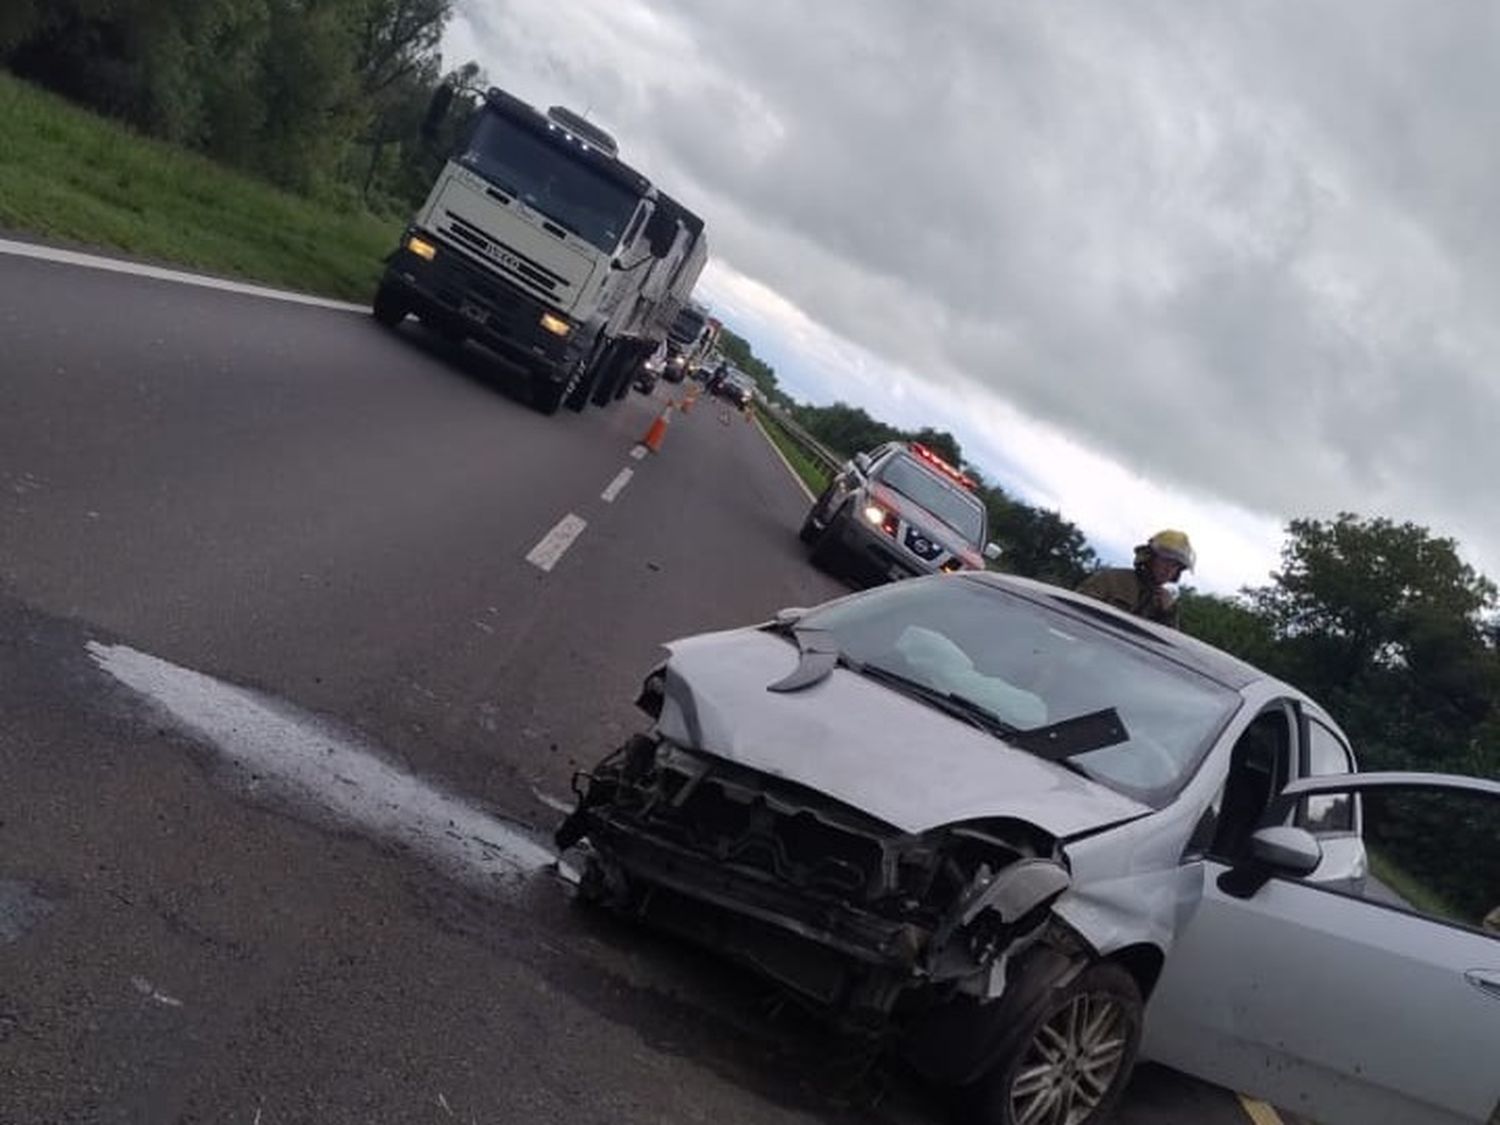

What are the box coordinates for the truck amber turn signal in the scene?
[540,312,571,337]
[405,235,437,261]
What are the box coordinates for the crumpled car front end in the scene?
[559,729,1072,1028]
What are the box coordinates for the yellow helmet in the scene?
[1148,529,1196,570]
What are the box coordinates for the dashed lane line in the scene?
[1238,1095,1287,1125]
[600,467,634,503]
[629,445,648,461]
[524,513,588,573]
[0,236,368,313]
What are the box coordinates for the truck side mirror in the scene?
[643,209,678,259]
[983,542,1002,562]
[853,453,873,475]
[421,84,456,146]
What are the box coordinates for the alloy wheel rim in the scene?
[1008,991,1129,1125]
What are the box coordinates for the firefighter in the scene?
[1076,529,1196,628]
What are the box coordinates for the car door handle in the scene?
[1464,970,1500,1001]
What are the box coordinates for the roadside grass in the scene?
[1368,848,1461,921]
[0,70,398,302]
[756,405,833,496]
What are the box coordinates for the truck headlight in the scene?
[406,235,437,261]
[540,312,571,337]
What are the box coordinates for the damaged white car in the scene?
[557,573,1500,1125]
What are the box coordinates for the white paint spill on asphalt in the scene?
[87,642,554,888]
[629,445,648,461]
[524,513,587,573]
[531,787,574,815]
[600,467,634,503]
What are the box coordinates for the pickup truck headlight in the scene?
[540,312,571,337]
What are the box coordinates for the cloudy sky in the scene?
[443,1,1500,593]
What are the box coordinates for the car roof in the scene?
[962,571,1274,692]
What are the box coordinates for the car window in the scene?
[1207,707,1293,861]
[1298,720,1355,833]
[797,576,1241,807]
[1291,784,1498,937]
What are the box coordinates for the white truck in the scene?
[373,87,708,415]
[660,303,721,383]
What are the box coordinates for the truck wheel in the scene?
[530,378,566,415]
[591,355,624,407]
[372,282,407,328]
[565,345,606,412]
[961,963,1142,1125]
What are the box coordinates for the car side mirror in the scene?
[1218,826,1322,899]
[983,542,1002,562]
[853,453,872,475]
[1250,826,1323,876]
[774,607,807,626]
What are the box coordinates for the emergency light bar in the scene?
[909,442,977,490]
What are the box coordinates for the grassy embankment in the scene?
[755,405,833,496]
[0,70,398,302]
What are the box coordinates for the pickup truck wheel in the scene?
[372,282,407,327]
[530,378,567,415]
[799,485,836,543]
[962,962,1142,1125]
[809,506,848,572]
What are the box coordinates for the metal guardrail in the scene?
[759,402,845,476]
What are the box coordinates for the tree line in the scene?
[0,0,473,209]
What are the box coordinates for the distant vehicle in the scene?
[714,371,754,408]
[662,304,720,383]
[558,571,1500,1125]
[801,441,1001,584]
[373,85,708,414]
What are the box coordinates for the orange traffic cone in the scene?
[681,387,697,414]
[641,400,673,453]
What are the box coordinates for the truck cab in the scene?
[374,87,704,415]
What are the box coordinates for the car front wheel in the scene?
[964,962,1142,1125]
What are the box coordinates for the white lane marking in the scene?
[524,513,587,572]
[87,642,554,886]
[1238,1096,1287,1125]
[629,444,648,461]
[752,415,818,502]
[600,467,634,503]
[0,237,367,313]
[131,976,184,1008]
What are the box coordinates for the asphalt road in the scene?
[0,247,1268,1125]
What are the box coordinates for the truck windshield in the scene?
[876,455,985,546]
[459,112,642,253]
[670,307,707,344]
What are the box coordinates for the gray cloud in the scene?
[450,0,1500,573]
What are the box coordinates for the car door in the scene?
[1143,773,1500,1125]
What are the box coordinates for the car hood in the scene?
[654,627,1150,838]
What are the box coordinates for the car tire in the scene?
[961,962,1143,1125]
[372,282,407,327]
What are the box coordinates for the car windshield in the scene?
[797,577,1240,807]
[459,112,642,253]
[875,454,985,546]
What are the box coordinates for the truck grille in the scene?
[442,213,571,299]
